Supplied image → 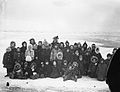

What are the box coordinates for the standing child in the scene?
[3,47,13,77]
[96,58,108,81]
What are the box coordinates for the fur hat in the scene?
[53,36,59,39]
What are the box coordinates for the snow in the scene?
[0,31,111,92]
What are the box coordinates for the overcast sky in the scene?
[0,0,120,34]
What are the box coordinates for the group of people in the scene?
[2,36,116,82]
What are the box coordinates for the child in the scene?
[44,61,52,77]
[3,47,14,77]
[9,62,23,79]
[30,62,39,79]
[63,62,78,82]
[25,45,34,62]
[96,58,108,81]
[88,56,98,78]
[14,47,24,67]
[61,60,68,76]
[50,61,60,78]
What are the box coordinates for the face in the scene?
[42,44,46,49]
[67,49,70,52]
[54,45,58,49]
[79,55,83,61]
[107,56,111,60]
[28,45,32,50]
[66,42,69,46]
[75,50,79,56]
[23,43,27,47]
[10,42,16,47]
[30,40,34,44]
[70,46,74,49]
[78,44,81,48]
[38,41,42,46]
[17,48,20,52]
[60,43,64,48]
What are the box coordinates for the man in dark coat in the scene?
[3,47,14,77]
[106,48,120,92]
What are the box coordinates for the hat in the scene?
[53,36,59,39]
[29,38,35,41]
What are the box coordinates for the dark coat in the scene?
[106,48,120,91]
[3,52,14,68]
[14,52,25,65]
[63,64,78,82]
[96,62,107,81]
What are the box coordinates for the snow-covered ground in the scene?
[0,31,112,92]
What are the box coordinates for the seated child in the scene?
[63,62,78,82]
[9,62,23,79]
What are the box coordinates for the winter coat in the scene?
[25,49,34,62]
[63,64,78,82]
[3,52,14,68]
[50,48,63,61]
[96,62,108,81]
[50,66,60,78]
[20,47,27,54]
[63,50,73,64]
[14,52,25,65]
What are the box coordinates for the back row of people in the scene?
[2,36,117,81]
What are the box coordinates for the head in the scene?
[63,60,67,65]
[45,61,49,65]
[100,58,104,63]
[24,62,28,68]
[16,47,21,52]
[66,48,70,52]
[59,42,64,48]
[38,41,42,46]
[81,47,84,52]
[42,44,46,49]
[83,41,88,49]
[73,62,78,67]
[95,47,100,54]
[74,43,78,48]
[65,41,69,47]
[28,45,33,50]
[107,53,112,60]
[53,61,57,66]
[112,48,117,54]
[91,56,98,63]
[22,41,27,47]
[6,47,11,52]
[91,44,96,50]
[77,42,81,48]
[75,50,79,56]
[79,55,83,61]
[29,38,35,45]
[70,45,74,50]
[54,44,58,49]
[53,36,59,43]
[10,41,16,48]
